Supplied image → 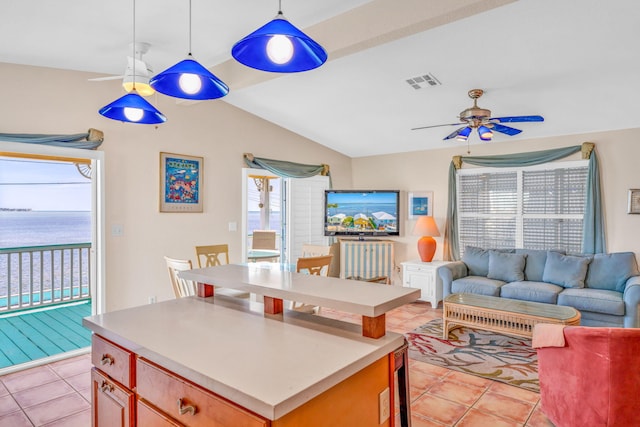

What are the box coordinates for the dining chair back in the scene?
[195,244,230,268]
[252,230,277,250]
[164,256,197,298]
[292,254,334,313]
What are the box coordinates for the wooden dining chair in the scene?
[164,256,197,298]
[292,254,334,313]
[195,244,230,268]
[252,230,277,250]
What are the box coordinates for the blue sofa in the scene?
[439,247,640,327]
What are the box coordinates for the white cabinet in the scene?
[401,261,452,308]
[339,240,394,284]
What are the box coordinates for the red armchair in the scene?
[533,326,640,427]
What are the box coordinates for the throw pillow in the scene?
[462,246,490,276]
[487,251,526,282]
[516,248,566,282]
[542,251,592,288]
[584,252,639,292]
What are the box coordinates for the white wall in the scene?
[351,128,640,266]
[0,63,353,311]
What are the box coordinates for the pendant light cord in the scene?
[187,0,192,56]
[278,0,282,14]
[132,0,137,91]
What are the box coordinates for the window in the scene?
[457,160,589,253]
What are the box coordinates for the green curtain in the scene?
[0,129,103,150]
[243,153,331,186]
[443,143,605,260]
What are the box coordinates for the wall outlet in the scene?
[379,387,390,423]
[148,296,156,304]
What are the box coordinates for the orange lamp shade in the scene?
[413,216,440,262]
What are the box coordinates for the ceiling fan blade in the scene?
[491,115,544,123]
[491,123,522,136]
[411,122,464,131]
[444,126,470,140]
[88,75,124,82]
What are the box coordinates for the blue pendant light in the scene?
[232,0,327,73]
[99,89,166,124]
[99,0,166,124]
[150,0,229,100]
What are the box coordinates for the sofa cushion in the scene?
[557,288,625,316]
[584,252,639,292]
[487,251,526,282]
[452,276,505,297]
[543,252,592,288]
[516,249,566,282]
[462,247,514,277]
[462,247,491,276]
[500,281,564,304]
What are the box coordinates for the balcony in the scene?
[0,244,92,371]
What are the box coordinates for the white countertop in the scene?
[179,263,420,317]
[83,296,405,420]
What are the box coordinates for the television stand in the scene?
[339,239,395,284]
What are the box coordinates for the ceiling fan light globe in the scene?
[178,73,202,95]
[123,81,155,97]
[478,125,493,141]
[267,35,294,64]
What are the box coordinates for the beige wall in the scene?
[351,128,640,268]
[0,63,352,311]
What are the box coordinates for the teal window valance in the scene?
[243,153,331,186]
[0,129,104,150]
[443,142,604,260]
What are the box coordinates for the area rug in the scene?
[406,319,539,392]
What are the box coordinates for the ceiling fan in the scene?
[89,42,155,96]
[412,89,544,142]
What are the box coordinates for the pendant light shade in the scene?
[456,127,472,141]
[232,11,327,73]
[150,54,229,100]
[99,90,167,124]
[478,125,493,141]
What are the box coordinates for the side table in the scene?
[401,260,453,309]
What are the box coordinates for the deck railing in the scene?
[0,243,91,314]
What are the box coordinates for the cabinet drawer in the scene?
[92,334,136,388]
[92,368,135,427]
[138,398,185,427]
[136,358,268,427]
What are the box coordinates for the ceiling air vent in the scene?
[406,73,441,90]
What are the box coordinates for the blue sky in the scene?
[0,157,91,211]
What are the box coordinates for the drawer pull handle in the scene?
[100,380,114,393]
[100,354,114,366]
[177,398,197,416]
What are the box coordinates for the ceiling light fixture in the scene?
[455,127,472,141]
[231,0,327,73]
[478,125,493,141]
[99,0,166,124]
[150,0,229,100]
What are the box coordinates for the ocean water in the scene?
[0,211,91,249]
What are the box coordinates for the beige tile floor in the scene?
[0,301,554,426]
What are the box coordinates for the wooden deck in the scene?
[0,300,91,369]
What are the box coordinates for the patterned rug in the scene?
[406,319,539,392]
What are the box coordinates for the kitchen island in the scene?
[84,293,410,426]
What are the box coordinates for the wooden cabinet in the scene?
[136,358,268,427]
[339,239,395,284]
[91,368,135,427]
[138,399,184,427]
[401,260,452,308]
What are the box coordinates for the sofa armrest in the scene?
[439,261,468,298]
[623,275,640,328]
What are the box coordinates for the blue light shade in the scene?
[150,55,229,100]
[232,13,327,73]
[98,90,166,124]
[455,127,472,141]
[478,125,493,141]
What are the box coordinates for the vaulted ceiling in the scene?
[1,0,638,157]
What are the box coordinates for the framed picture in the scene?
[408,191,433,219]
[159,152,203,213]
[628,189,640,214]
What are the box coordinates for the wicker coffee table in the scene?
[443,293,581,339]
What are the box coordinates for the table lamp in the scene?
[413,216,441,262]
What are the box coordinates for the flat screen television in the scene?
[324,190,400,237]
